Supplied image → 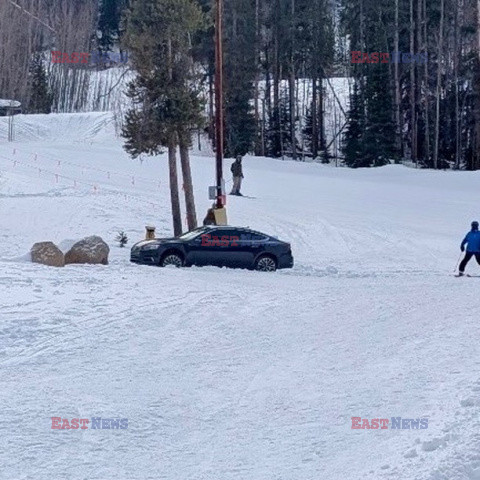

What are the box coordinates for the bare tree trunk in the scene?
[265,40,272,140]
[394,0,402,160]
[423,0,431,165]
[261,98,266,156]
[273,3,281,157]
[433,0,445,170]
[167,35,182,236]
[254,0,261,155]
[168,136,183,237]
[312,76,318,159]
[416,0,423,163]
[410,0,417,164]
[209,71,215,143]
[289,0,297,160]
[454,0,461,169]
[178,129,198,231]
[474,0,480,169]
[319,77,325,156]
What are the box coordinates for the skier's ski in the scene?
[229,194,257,199]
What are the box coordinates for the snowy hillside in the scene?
[1,113,480,480]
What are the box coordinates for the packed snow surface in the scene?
[1,113,480,480]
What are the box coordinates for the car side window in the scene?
[245,231,268,242]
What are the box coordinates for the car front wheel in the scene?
[161,253,184,268]
[255,255,277,272]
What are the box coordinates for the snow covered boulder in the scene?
[65,236,110,266]
[31,242,65,268]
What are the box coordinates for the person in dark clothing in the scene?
[203,205,216,226]
[230,156,244,195]
[458,221,480,276]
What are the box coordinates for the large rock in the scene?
[65,236,110,265]
[31,242,65,268]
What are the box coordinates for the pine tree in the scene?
[98,0,129,52]
[362,64,396,166]
[341,0,397,167]
[122,0,205,235]
[343,82,366,167]
[27,54,53,114]
[223,0,257,157]
[116,231,129,248]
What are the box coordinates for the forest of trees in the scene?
[342,0,480,170]
[1,0,480,170]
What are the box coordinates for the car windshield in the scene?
[178,227,210,241]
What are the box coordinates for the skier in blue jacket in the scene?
[458,221,480,276]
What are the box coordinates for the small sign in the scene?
[209,181,227,201]
[209,186,217,200]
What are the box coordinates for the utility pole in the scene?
[212,0,228,224]
[215,0,224,209]
[204,0,227,225]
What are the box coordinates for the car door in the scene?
[214,229,269,269]
[237,230,269,267]
[184,234,207,266]
[208,229,244,267]
[194,228,251,268]
[188,228,232,267]
[219,229,251,268]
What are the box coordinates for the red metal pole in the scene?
[215,0,224,208]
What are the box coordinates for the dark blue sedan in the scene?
[130,226,294,272]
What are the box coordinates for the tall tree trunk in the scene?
[273,2,281,157]
[289,0,297,160]
[168,136,183,237]
[423,0,431,165]
[209,70,215,143]
[416,0,422,162]
[474,0,480,169]
[178,129,198,231]
[312,76,318,159]
[454,0,461,169]
[319,77,325,156]
[265,46,272,143]
[433,0,445,170]
[394,0,402,160]
[254,0,261,155]
[167,34,182,236]
[410,0,417,164]
[359,0,366,117]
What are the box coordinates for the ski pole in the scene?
[454,253,463,273]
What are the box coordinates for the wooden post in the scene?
[215,0,225,209]
[145,226,156,240]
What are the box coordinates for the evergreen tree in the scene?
[343,82,366,167]
[302,0,335,160]
[98,0,129,52]
[223,0,257,157]
[122,0,205,235]
[362,64,396,166]
[27,54,53,114]
[341,0,397,167]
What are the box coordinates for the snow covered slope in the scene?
[1,113,480,480]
